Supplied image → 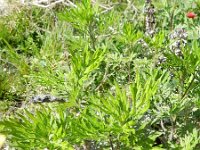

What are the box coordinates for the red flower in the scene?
[186,12,197,19]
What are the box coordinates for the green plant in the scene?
[0,69,168,149]
[0,104,74,150]
[0,0,200,149]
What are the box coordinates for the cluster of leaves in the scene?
[0,0,200,149]
[0,4,65,102]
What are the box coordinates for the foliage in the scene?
[0,105,74,149]
[0,0,200,149]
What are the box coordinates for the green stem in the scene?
[181,74,195,99]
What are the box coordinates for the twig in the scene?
[100,6,114,14]
[32,0,63,8]
[29,0,77,8]
[91,0,117,14]
[65,0,77,8]
[160,120,167,132]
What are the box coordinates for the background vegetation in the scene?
[0,0,200,149]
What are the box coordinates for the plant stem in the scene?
[109,134,114,150]
[181,73,195,99]
[88,22,96,50]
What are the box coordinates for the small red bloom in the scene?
[186,12,197,19]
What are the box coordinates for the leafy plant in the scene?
[0,0,200,149]
[0,104,74,150]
